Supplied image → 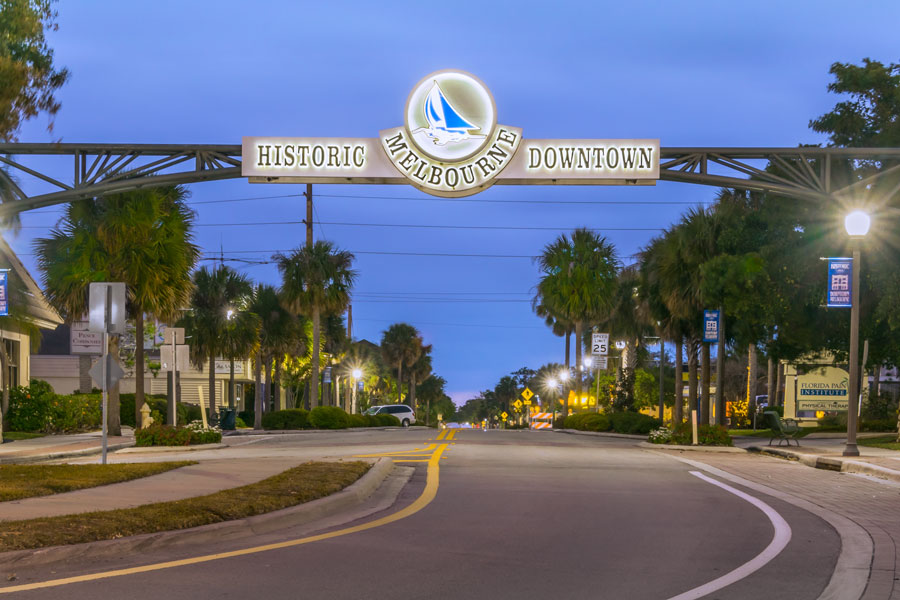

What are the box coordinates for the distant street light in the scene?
[843,210,870,457]
[350,367,363,414]
[582,356,593,369]
[559,370,570,382]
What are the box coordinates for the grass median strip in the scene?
[0,462,197,502]
[858,436,900,450]
[1,432,45,442]
[0,460,370,552]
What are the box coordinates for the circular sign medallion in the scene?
[404,70,497,163]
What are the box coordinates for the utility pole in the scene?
[716,306,725,426]
[345,304,352,411]
[305,184,313,248]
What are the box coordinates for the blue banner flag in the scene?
[703,310,719,342]
[827,258,852,307]
[0,270,7,316]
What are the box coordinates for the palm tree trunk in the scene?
[274,359,282,411]
[108,335,122,436]
[873,364,882,405]
[229,359,235,408]
[564,327,571,370]
[264,355,272,412]
[254,351,262,429]
[135,312,144,429]
[748,344,758,426]
[311,305,320,409]
[688,338,698,423]
[775,361,784,407]
[674,338,684,425]
[208,351,216,424]
[574,321,583,400]
[397,363,403,404]
[410,372,417,415]
[658,338,665,424]
[78,355,92,393]
[701,342,711,425]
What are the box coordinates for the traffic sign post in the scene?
[592,333,609,356]
[88,282,126,465]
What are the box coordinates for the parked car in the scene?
[364,404,416,427]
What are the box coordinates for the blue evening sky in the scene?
[10,1,900,404]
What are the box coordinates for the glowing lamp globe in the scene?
[844,211,871,237]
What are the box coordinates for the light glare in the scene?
[844,210,871,237]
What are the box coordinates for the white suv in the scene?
[365,404,416,427]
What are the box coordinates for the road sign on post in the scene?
[592,333,609,356]
[162,327,187,426]
[87,282,126,465]
[521,387,534,401]
[0,270,9,316]
[827,258,852,307]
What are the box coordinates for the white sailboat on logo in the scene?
[412,81,485,146]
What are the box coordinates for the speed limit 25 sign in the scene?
[592,333,609,356]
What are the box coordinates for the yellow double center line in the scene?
[436,428,457,441]
[0,443,450,595]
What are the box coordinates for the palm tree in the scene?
[180,266,252,422]
[249,284,305,423]
[535,228,619,417]
[408,344,432,416]
[222,301,259,410]
[35,186,199,433]
[277,241,356,409]
[380,323,422,404]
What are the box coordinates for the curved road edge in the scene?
[0,456,396,573]
[650,451,872,600]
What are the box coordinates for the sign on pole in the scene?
[521,387,534,401]
[70,321,103,354]
[88,354,125,388]
[162,327,185,345]
[703,310,720,343]
[88,282,126,334]
[827,258,852,307]
[0,270,8,316]
[160,344,190,372]
[592,333,609,356]
[596,356,608,370]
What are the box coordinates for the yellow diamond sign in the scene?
[521,387,534,401]
[513,399,523,409]
[501,411,508,420]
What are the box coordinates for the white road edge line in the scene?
[664,471,792,600]
[650,451,872,600]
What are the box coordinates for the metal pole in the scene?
[716,306,725,426]
[305,184,313,248]
[658,339,665,424]
[844,246,862,457]
[101,285,111,465]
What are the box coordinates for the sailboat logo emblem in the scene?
[404,70,497,163]
[414,81,486,147]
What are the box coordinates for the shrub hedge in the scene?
[261,409,310,430]
[563,413,610,432]
[309,406,350,429]
[134,425,222,446]
[671,422,733,446]
[609,412,661,435]
[6,380,101,433]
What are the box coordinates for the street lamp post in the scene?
[351,368,363,414]
[843,210,870,457]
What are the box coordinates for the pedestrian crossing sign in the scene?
[513,399,523,409]
[521,388,534,401]
[501,411,508,420]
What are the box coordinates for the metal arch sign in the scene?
[242,70,659,198]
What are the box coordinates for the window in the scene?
[4,338,19,388]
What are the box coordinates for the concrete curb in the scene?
[0,441,135,464]
[748,445,900,483]
[637,441,746,453]
[115,443,228,454]
[0,457,395,571]
[553,429,647,440]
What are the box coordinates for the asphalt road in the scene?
[3,429,841,599]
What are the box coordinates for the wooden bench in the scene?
[763,411,803,446]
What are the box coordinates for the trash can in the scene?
[219,408,236,430]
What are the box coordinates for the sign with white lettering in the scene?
[703,310,720,343]
[796,366,849,411]
[242,69,659,197]
[592,333,609,356]
[214,360,244,374]
[0,270,8,316]
[827,258,852,308]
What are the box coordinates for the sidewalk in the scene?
[0,430,134,463]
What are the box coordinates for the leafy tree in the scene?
[0,0,69,142]
[408,344,432,417]
[277,241,356,409]
[417,374,452,425]
[35,186,199,432]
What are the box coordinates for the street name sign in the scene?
[243,70,659,198]
[592,333,609,356]
[70,321,103,354]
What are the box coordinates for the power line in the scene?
[354,317,545,330]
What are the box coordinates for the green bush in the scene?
[861,418,896,432]
[261,409,309,430]
[234,417,248,429]
[609,411,661,435]
[348,413,368,428]
[238,410,255,426]
[374,413,401,427]
[309,406,350,429]
[5,381,103,433]
[817,413,846,431]
[563,412,610,432]
[135,424,222,446]
[6,384,53,432]
[671,422,733,446]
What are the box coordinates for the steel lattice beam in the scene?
[0,143,899,216]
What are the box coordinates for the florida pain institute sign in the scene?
[242,70,660,197]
